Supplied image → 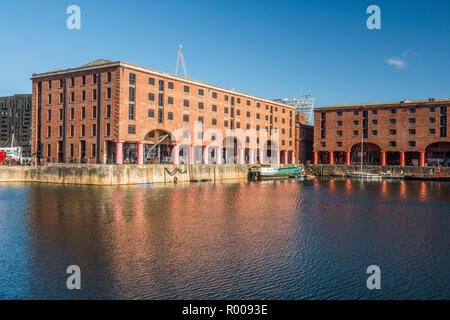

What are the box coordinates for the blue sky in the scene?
[0,0,449,108]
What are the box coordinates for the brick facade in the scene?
[313,99,450,166]
[32,60,296,165]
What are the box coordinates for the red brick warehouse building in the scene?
[31,60,297,165]
[313,99,450,166]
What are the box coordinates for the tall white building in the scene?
[274,95,314,126]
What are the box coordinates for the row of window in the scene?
[45,143,97,159]
[46,123,112,138]
[336,117,440,126]
[46,105,112,121]
[46,73,112,90]
[131,73,291,112]
[335,128,436,136]
[46,88,112,105]
[321,141,419,148]
[335,106,446,117]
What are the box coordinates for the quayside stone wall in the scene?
[307,164,450,177]
[0,164,298,185]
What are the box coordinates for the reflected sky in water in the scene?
[0,179,448,299]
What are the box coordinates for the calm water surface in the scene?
[0,179,448,299]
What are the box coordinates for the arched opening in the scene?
[425,142,450,166]
[223,136,242,164]
[317,151,329,164]
[263,140,279,164]
[144,129,174,164]
[386,151,400,165]
[333,151,346,164]
[350,142,381,165]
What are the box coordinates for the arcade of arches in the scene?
[313,142,450,167]
[108,130,296,165]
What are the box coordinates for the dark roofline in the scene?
[316,99,450,111]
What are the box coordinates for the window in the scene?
[246,100,250,106]
[129,104,135,120]
[48,110,51,121]
[353,111,359,115]
[60,93,63,104]
[168,112,173,120]
[59,126,63,137]
[48,80,52,89]
[408,141,416,147]
[257,102,261,108]
[389,141,396,147]
[92,106,97,119]
[158,109,163,123]
[429,128,436,134]
[198,89,204,96]
[48,94,52,104]
[148,109,154,118]
[409,129,416,135]
[212,105,217,112]
[82,107,86,119]
[198,102,204,109]
[149,77,155,85]
[70,108,74,120]
[107,72,111,83]
[168,97,174,104]
[224,120,228,127]
[337,111,343,116]
[372,130,378,136]
[129,87,134,102]
[390,119,396,124]
[81,125,85,137]
[224,107,228,114]
[337,121,343,126]
[429,107,436,113]
[106,105,111,118]
[212,92,217,99]
[337,131,343,137]
[158,93,164,107]
[390,109,397,114]
[59,109,63,121]
[353,130,359,136]
[183,99,189,107]
[225,95,229,101]
[128,125,136,134]
[409,108,416,114]
[237,98,240,104]
[353,120,359,126]
[408,118,416,124]
[107,88,111,99]
[60,79,64,88]
[372,119,378,125]
[246,124,251,129]
[372,110,378,115]
[129,73,136,85]
[82,90,86,101]
[212,118,217,125]
[236,122,240,128]
[184,86,189,93]
[159,80,164,91]
[320,142,326,147]
[70,144,74,157]
[337,142,342,148]
[106,124,110,136]
[82,75,86,85]
[47,144,51,157]
[246,111,250,117]
[70,77,74,87]
[148,93,155,101]
[92,124,96,137]
[168,82,174,89]
[256,113,260,119]
[183,114,189,122]
[429,117,436,123]
[390,129,397,135]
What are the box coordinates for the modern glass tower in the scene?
[274,95,314,126]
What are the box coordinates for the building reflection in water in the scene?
[3,179,446,300]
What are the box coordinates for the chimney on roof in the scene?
[428,97,435,102]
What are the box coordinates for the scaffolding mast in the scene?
[175,45,187,78]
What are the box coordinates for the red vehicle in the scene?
[0,150,6,164]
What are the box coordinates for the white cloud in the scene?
[386,57,407,69]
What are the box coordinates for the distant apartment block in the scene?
[275,95,314,126]
[0,94,32,157]
[295,113,313,163]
